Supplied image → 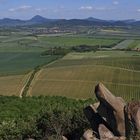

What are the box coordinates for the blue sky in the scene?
[0,0,140,20]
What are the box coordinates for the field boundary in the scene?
[47,64,140,73]
[36,78,140,88]
[19,57,63,97]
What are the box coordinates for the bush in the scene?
[41,47,70,56]
[0,96,95,139]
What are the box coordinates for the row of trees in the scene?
[41,41,126,57]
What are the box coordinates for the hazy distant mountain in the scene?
[29,15,49,23]
[0,15,139,27]
[85,17,107,22]
[0,18,24,26]
[122,19,136,24]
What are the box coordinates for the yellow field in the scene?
[0,73,30,96]
[30,65,140,100]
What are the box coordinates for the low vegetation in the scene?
[0,96,95,139]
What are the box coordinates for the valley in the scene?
[0,16,139,139]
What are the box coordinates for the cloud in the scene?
[79,6,93,11]
[79,6,113,12]
[137,9,140,12]
[95,7,107,11]
[9,5,32,12]
[35,8,47,12]
[113,1,119,5]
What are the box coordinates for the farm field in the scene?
[37,36,120,48]
[63,51,140,59]
[0,73,30,96]
[0,33,123,75]
[136,43,140,49]
[0,32,139,101]
[113,40,134,49]
[0,34,121,52]
[128,40,140,49]
[0,52,59,75]
[30,51,140,101]
[48,52,140,71]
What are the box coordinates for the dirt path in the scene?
[19,72,33,98]
[19,58,61,97]
[27,69,43,96]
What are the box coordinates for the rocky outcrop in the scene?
[82,129,95,140]
[124,101,140,136]
[37,83,139,140]
[84,83,140,140]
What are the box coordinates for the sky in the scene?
[0,0,140,20]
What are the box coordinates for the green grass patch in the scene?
[0,52,60,75]
[38,36,120,48]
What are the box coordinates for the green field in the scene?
[113,40,134,49]
[28,51,140,101]
[38,36,120,47]
[0,34,121,52]
[0,52,59,75]
[128,40,140,49]
[0,34,122,75]
[136,43,140,49]
[63,51,140,59]
[49,53,140,71]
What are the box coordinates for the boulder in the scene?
[24,139,35,140]
[84,105,114,139]
[62,136,68,140]
[99,124,126,140]
[94,83,126,136]
[124,101,140,136]
[83,129,96,140]
[98,124,114,139]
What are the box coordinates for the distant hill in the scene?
[0,18,25,26]
[0,15,139,27]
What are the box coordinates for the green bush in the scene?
[0,96,95,139]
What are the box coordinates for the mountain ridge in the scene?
[0,15,139,27]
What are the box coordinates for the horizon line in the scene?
[0,15,139,21]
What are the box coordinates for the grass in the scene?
[30,51,140,101]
